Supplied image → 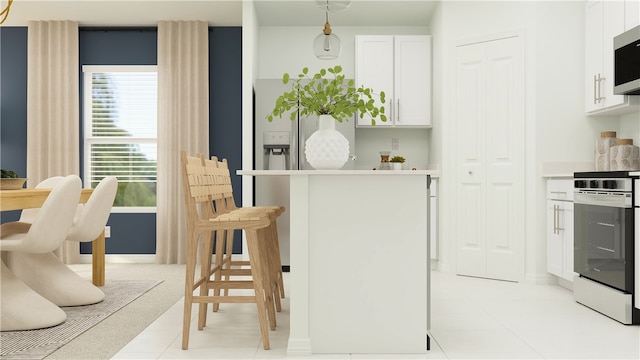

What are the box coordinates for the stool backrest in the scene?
[181,151,215,227]
[203,155,237,214]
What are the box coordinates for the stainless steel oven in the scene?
[573,171,639,324]
[574,177,633,292]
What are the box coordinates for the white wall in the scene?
[619,113,640,141]
[256,26,429,78]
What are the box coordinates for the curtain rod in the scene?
[80,27,233,32]
[80,27,157,32]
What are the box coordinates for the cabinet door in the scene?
[625,0,640,30]
[636,206,639,310]
[394,36,431,127]
[355,36,394,127]
[585,1,604,112]
[547,200,563,277]
[601,0,626,109]
[430,179,438,260]
[561,202,575,282]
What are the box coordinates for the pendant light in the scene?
[314,0,351,12]
[313,3,341,60]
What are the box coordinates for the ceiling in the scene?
[1,0,438,27]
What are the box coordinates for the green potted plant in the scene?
[267,65,387,125]
[389,155,405,170]
[267,65,387,170]
[0,169,27,189]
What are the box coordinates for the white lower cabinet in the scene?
[546,179,575,283]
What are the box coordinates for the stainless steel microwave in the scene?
[614,25,640,95]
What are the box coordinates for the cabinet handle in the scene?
[553,205,558,234]
[397,99,400,122]
[389,98,394,123]
[595,74,606,103]
[556,207,564,232]
[549,191,566,195]
[593,74,598,104]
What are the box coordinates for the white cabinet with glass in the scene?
[546,179,575,283]
[355,35,431,128]
[585,0,639,115]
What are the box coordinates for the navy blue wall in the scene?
[0,28,28,185]
[0,27,243,255]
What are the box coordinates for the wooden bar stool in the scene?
[204,155,286,305]
[180,151,279,350]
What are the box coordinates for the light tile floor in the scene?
[112,271,640,359]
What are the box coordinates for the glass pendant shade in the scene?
[313,31,341,60]
[314,0,351,12]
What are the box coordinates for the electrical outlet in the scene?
[392,138,399,150]
[105,226,111,238]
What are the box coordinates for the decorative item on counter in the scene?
[595,131,617,171]
[609,139,640,171]
[304,114,350,169]
[390,155,406,170]
[378,151,391,170]
[268,65,387,170]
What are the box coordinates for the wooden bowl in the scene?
[0,178,27,190]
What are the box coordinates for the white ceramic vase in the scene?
[304,115,349,170]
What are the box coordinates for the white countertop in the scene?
[238,169,440,177]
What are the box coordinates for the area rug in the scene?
[0,280,162,360]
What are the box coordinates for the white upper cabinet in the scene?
[585,0,639,115]
[625,0,640,30]
[355,35,431,128]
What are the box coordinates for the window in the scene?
[83,65,158,212]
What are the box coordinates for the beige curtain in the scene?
[156,21,209,264]
[26,20,80,263]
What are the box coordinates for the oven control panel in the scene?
[574,178,633,192]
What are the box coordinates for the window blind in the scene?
[83,66,158,208]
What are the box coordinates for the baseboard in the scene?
[523,272,557,285]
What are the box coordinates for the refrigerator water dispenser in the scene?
[263,131,290,170]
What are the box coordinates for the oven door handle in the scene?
[573,192,632,208]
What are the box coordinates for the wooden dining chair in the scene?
[180,150,280,350]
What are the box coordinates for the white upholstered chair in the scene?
[0,175,82,331]
[4,176,118,306]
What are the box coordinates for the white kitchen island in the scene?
[238,170,435,355]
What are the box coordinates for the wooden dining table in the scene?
[0,188,105,286]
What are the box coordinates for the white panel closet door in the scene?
[455,35,524,282]
[456,42,487,277]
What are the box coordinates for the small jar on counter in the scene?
[596,131,617,171]
[609,139,640,171]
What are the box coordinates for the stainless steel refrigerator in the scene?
[254,79,356,267]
